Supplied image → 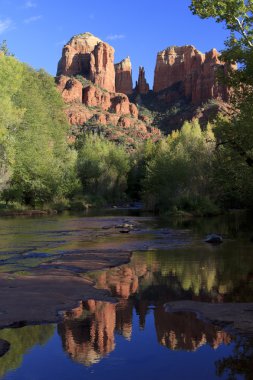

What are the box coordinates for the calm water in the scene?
[0,212,253,379]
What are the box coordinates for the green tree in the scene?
[0,40,14,56]
[190,0,253,49]
[77,134,130,202]
[190,0,253,209]
[0,55,77,206]
[0,54,24,191]
[143,121,216,213]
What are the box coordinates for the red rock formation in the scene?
[153,45,231,105]
[66,104,93,125]
[55,33,161,146]
[129,103,138,118]
[56,75,83,103]
[110,94,137,116]
[57,33,102,77]
[90,42,115,92]
[82,85,111,110]
[57,33,115,92]
[115,57,133,95]
[135,66,149,94]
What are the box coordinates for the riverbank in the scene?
[0,212,253,339]
[0,215,165,328]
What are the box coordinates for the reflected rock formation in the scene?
[58,299,231,367]
[58,300,116,366]
[57,245,253,367]
[154,306,231,351]
[58,298,135,366]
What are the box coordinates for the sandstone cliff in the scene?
[56,33,161,147]
[57,32,115,92]
[135,66,149,95]
[56,33,234,140]
[115,57,133,94]
[153,45,231,105]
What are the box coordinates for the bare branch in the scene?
[234,16,253,46]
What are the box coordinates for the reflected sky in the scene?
[0,305,236,380]
[0,213,253,379]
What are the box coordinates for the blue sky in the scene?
[0,0,229,86]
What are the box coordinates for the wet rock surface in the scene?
[0,215,192,327]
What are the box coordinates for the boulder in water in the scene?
[205,234,223,244]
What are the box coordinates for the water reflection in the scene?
[154,307,231,351]
[0,325,54,377]
[216,336,253,379]
[1,213,253,378]
[89,244,253,304]
[58,299,232,368]
[58,300,116,366]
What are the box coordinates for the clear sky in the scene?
[0,0,228,86]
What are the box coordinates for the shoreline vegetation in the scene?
[0,0,253,341]
[0,1,253,217]
[0,31,253,219]
[0,203,232,218]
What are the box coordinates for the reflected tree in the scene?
[216,336,253,380]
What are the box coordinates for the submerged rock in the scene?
[205,234,223,244]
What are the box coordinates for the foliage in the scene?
[0,40,14,56]
[77,134,130,202]
[0,54,25,191]
[190,0,253,210]
[0,53,78,206]
[189,0,253,47]
[142,121,216,213]
[127,139,157,200]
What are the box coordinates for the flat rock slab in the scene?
[0,247,131,328]
[165,301,253,335]
[0,215,192,328]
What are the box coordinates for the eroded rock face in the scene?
[56,77,160,145]
[56,35,234,142]
[66,104,93,126]
[153,45,231,104]
[57,33,102,77]
[115,57,133,95]
[56,76,83,103]
[135,66,149,94]
[82,85,111,110]
[111,94,135,115]
[57,33,115,92]
[90,42,115,92]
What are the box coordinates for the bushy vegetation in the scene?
[1,6,253,217]
[189,0,253,211]
[77,134,130,203]
[0,52,77,208]
[142,121,218,214]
